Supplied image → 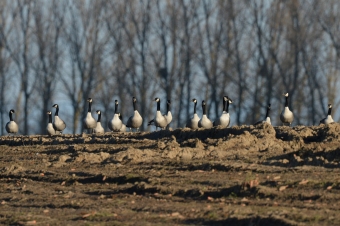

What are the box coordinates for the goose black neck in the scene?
[157,101,160,111]
[55,107,59,116]
[9,112,13,121]
[265,107,270,118]
[194,102,197,114]
[202,103,206,115]
[88,102,92,112]
[133,101,137,111]
[167,102,171,112]
[328,107,332,116]
[115,102,118,114]
[97,113,101,122]
[48,114,52,123]
[226,101,230,113]
[223,100,226,112]
[285,96,289,107]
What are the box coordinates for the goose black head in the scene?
[87,98,93,103]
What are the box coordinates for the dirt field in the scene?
[0,123,340,225]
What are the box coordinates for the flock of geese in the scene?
[4,93,335,136]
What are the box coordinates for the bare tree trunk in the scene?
[61,1,107,133]
[33,0,65,134]
[0,0,11,135]
[2,1,37,135]
[121,0,154,131]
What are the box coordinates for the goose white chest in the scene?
[199,115,213,129]
[84,112,96,129]
[110,114,123,131]
[6,121,18,134]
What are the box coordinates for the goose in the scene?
[83,98,97,133]
[108,100,123,131]
[213,96,232,127]
[148,97,168,130]
[198,100,213,129]
[148,99,172,128]
[320,104,334,125]
[94,110,105,134]
[52,104,66,133]
[5,109,18,135]
[118,113,127,132]
[126,97,143,131]
[47,111,60,135]
[280,93,294,126]
[255,104,271,125]
[186,98,200,129]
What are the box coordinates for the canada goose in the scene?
[148,99,172,128]
[94,110,105,134]
[5,109,18,135]
[83,98,97,133]
[119,113,126,132]
[148,97,168,130]
[320,104,334,125]
[213,96,232,127]
[198,100,213,129]
[280,93,294,126]
[126,97,143,131]
[52,104,66,133]
[47,111,60,135]
[108,100,123,131]
[255,104,271,125]
[186,98,200,129]
[164,100,172,127]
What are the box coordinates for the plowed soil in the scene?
[1,123,340,225]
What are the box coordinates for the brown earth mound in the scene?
[0,123,340,225]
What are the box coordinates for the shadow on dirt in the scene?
[180,217,293,226]
[10,203,83,209]
[262,147,340,168]
[140,126,252,142]
[0,172,148,186]
[85,182,260,201]
[75,174,147,185]
[183,184,257,199]
[177,162,233,172]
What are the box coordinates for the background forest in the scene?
[0,0,339,135]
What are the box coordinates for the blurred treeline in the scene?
[0,0,339,135]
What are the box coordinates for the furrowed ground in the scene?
[0,123,340,225]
